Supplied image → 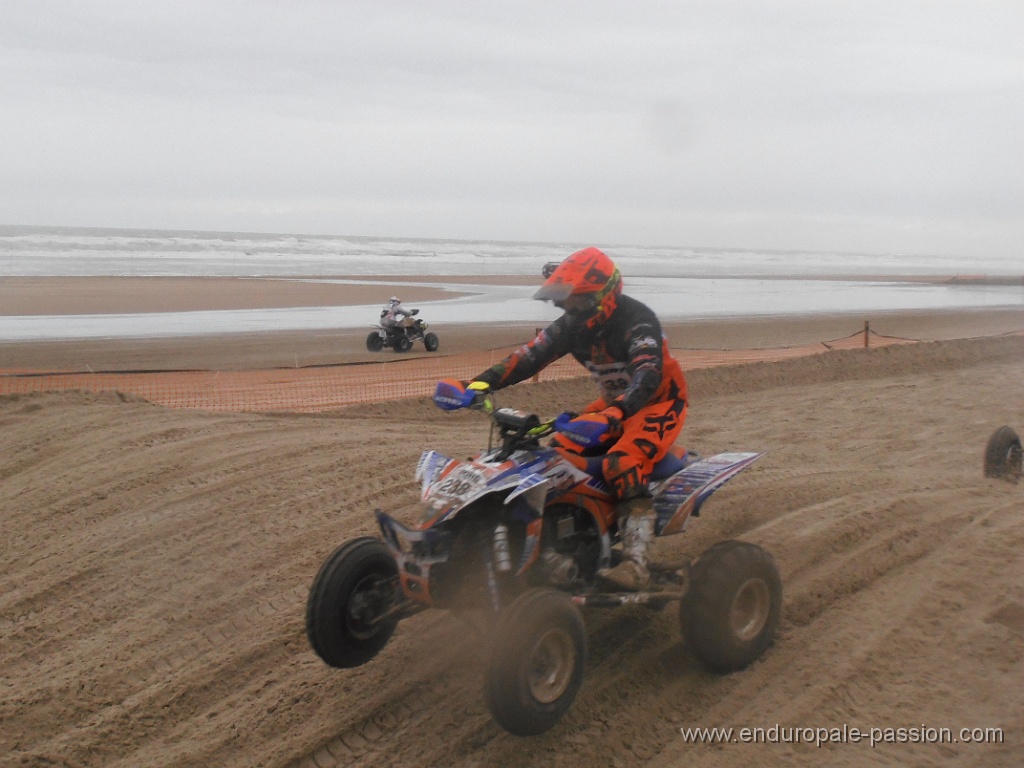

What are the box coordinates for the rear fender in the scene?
[654,452,763,536]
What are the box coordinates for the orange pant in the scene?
[552,398,688,499]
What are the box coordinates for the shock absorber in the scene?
[493,524,512,572]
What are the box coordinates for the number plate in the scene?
[430,464,487,508]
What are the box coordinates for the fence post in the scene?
[864,321,870,349]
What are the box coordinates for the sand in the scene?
[1,277,1023,767]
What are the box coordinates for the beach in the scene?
[1,275,1022,767]
[1,275,1023,372]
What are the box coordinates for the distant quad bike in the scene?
[542,260,561,279]
[984,425,1022,483]
[366,308,439,353]
[306,385,782,736]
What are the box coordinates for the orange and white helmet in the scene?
[533,247,622,328]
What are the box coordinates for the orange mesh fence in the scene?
[0,327,1011,412]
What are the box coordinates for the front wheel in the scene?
[394,335,413,352]
[485,589,587,736]
[306,537,400,669]
[424,332,439,352]
[366,332,384,352]
[983,425,1022,483]
[680,540,781,673]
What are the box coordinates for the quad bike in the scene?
[542,260,561,278]
[306,384,782,736]
[984,425,1022,483]
[366,308,439,353]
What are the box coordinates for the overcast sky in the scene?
[2,1,1022,258]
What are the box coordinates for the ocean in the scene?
[1,227,1021,341]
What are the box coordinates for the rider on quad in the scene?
[381,297,415,337]
[443,247,689,590]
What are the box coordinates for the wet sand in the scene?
[1,275,1022,372]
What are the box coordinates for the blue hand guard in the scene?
[554,411,613,449]
[433,379,477,411]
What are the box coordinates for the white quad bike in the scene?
[367,308,439,353]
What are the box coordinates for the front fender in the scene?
[416,450,551,525]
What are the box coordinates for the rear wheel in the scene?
[485,589,586,736]
[984,426,1022,482]
[366,332,384,352]
[306,537,400,668]
[424,332,439,352]
[680,540,781,673]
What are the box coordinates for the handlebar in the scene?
[486,397,619,455]
[488,404,556,460]
[434,383,555,455]
[492,406,555,437]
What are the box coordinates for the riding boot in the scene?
[598,497,655,591]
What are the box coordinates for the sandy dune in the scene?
[2,332,1022,767]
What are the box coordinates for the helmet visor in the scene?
[534,282,598,315]
[533,281,574,303]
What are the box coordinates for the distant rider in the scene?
[381,296,415,336]
[440,247,688,590]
